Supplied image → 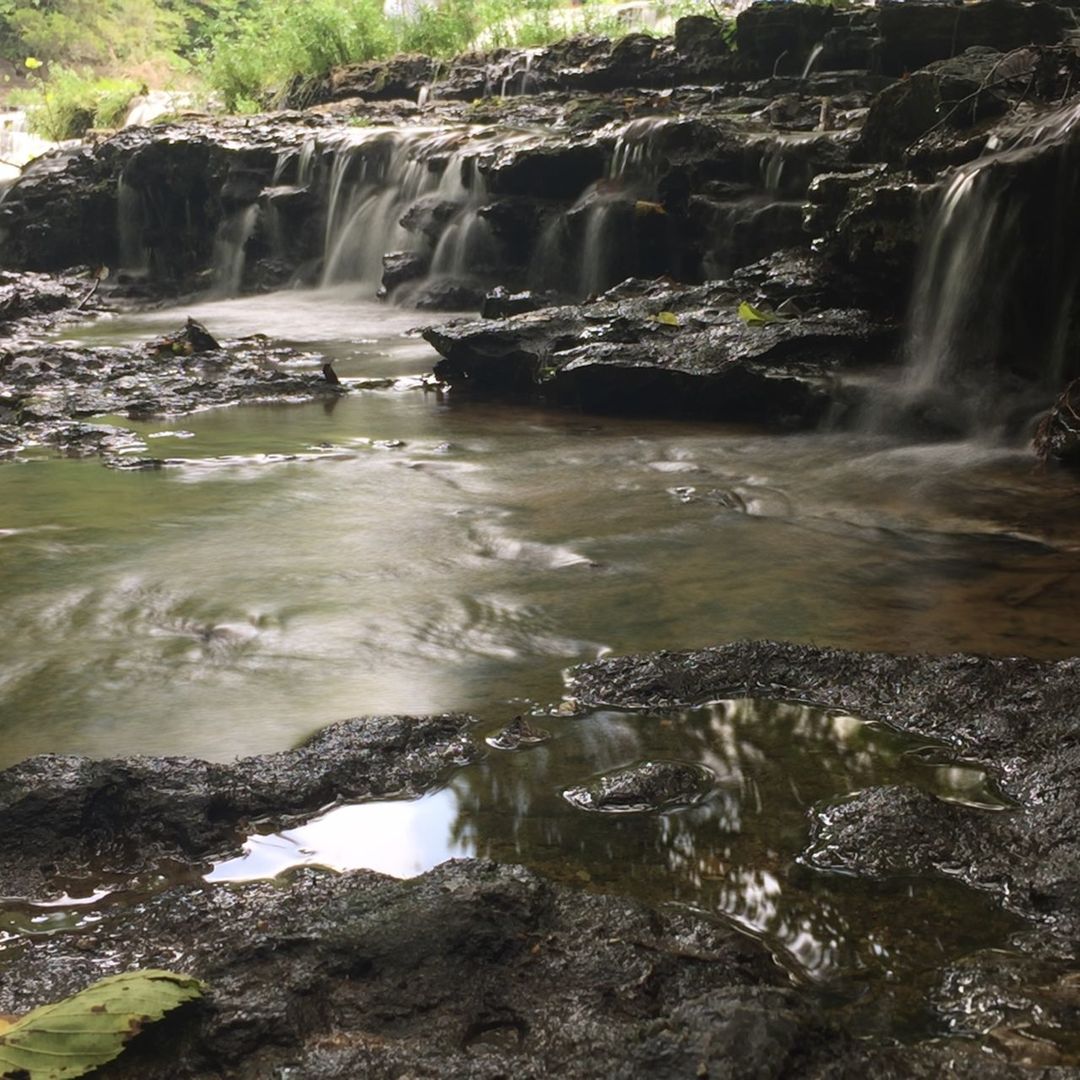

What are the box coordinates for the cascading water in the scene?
[897,100,1080,431]
[117,173,150,276]
[0,110,56,184]
[211,204,260,297]
[315,127,513,295]
[534,116,672,298]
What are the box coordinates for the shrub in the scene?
[12,69,143,140]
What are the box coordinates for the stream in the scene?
[3,286,1080,1045]
[4,287,1080,765]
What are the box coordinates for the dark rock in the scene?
[877,0,1070,77]
[0,325,347,459]
[398,195,462,243]
[675,14,731,58]
[380,250,429,295]
[0,713,476,896]
[1034,377,1080,465]
[424,276,897,425]
[564,759,716,812]
[484,139,607,199]
[486,715,551,750]
[481,286,564,318]
[0,861,817,1080]
[735,2,835,77]
[412,278,487,311]
[568,641,1080,937]
[858,49,1010,163]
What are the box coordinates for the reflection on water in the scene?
[210,700,1018,1034]
[4,288,1080,771]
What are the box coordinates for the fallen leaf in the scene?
[654,310,679,327]
[737,300,782,326]
[0,969,204,1080]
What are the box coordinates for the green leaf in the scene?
[654,310,679,327]
[0,970,204,1080]
[737,300,782,326]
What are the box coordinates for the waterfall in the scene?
[117,173,150,276]
[211,204,260,297]
[898,100,1080,427]
[0,110,56,183]
[318,127,490,293]
[534,117,671,298]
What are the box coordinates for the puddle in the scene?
[203,699,1018,1036]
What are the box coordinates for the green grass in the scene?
[11,68,143,139]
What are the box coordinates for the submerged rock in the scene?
[564,759,716,812]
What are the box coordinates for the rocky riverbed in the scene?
[3,643,1080,1075]
[0,2,1077,445]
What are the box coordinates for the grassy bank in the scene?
[4,0,724,137]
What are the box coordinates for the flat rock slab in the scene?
[0,860,837,1080]
[425,275,897,425]
[0,713,476,896]
[569,641,1080,937]
[0,325,345,459]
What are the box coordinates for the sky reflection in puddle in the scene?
[208,700,1017,1005]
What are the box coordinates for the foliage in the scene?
[2,0,735,123]
[0,969,204,1080]
[12,67,143,139]
[2,0,184,66]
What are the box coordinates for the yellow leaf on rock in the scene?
[654,311,679,327]
[737,300,782,326]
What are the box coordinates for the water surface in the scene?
[3,288,1080,765]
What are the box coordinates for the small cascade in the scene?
[0,110,56,183]
[896,100,1080,430]
[211,204,260,297]
[117,173,150,276]
[801,42,825,81]
[494,48,542,98]
[534,116,673,298]
[318,127,486,292]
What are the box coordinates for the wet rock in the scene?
[877,0,1070,77]
[481,286,563,319]
[486,715,551,750]
[675,14,731,59]
[568,641,1080,937]
[0,324,348,458]
[0,860,818,1080]
[0,713,476,896]
[424,276,897,426]
[411,278,487,312]
[818,172,934,303]
[564,759,716,813]
[859,49,1011,163]
[379,250,429,295]
[735,2,835,78]
[1034,377,1080,465]
[484,139,607,199]
[0,269,104,336]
